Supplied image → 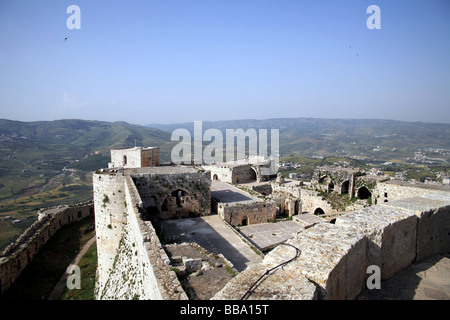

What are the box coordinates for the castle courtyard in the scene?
[161,215,262,272]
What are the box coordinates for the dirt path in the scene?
[48,236,96,300]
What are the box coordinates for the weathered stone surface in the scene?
[211,181,276,226]
[292,213,324,229]
[182,257,202,273]
[214,222,368,300]
[212,263,318,300]
[263,223,367,300]
[132,167,211,219]
[374,181,450,204]
[109,147,160,169]
[95,175,188,300]
[381,197,450,262]
[335,205,417,280]
[0,202,93,294]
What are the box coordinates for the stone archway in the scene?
[314,207,325,215]
[357,186,372,200]
[294,200,301,215]
[249,168,257,182]
[341,180,350,194]
[146,195,159,214]
[213,174,219,181]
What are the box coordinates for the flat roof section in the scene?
[211,180,262,204]
[238,220,305,252]
[98,166,202,175]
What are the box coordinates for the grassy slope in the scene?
[1,216,95,300]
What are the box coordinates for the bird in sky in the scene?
[64,37,68,41]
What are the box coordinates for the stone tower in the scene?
[108,147,160,169]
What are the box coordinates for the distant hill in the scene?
[147,118,450,161]
[0,119,174,162]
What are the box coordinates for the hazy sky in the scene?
[0,0,449,125]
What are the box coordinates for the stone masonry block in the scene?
[212,263,318,300]
[182,256,202,273]
[263,222,367,300]
[335,205,417,280]
[381,197,450,262]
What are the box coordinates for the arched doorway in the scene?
[146,195,159,214]
[123,155,127,166]
[213,174,218,181]
[249,168,257,182]
[341,180,350,194]
[357,186,372,200]
[314,208,325,215]
[241,216,248,226]
[294,200,300,215]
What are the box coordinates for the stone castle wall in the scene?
[109,147,160,169]
[203,164,258,184]
[218,201,276,226]
[300,188,336,215]
[0,202,93,294]
[203,165,233,183]
[231,164,257,183]
[132,170,211,220]
[93,171,128,291]
[140,148,160,167]
[93,168,207,299]
[374,181,450,204]
[213,195,450,300]
[95,176,186,300]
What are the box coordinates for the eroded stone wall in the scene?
[94,168,204,300]
[213,195,450,300]
[0,202,93,294]
[374,181,450,204]
[93,171,127,291]
[95,176,187,300]
[203,165,234,183]
[300,188,336,215]
[132,169,211,220]
[218,201,276,226]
